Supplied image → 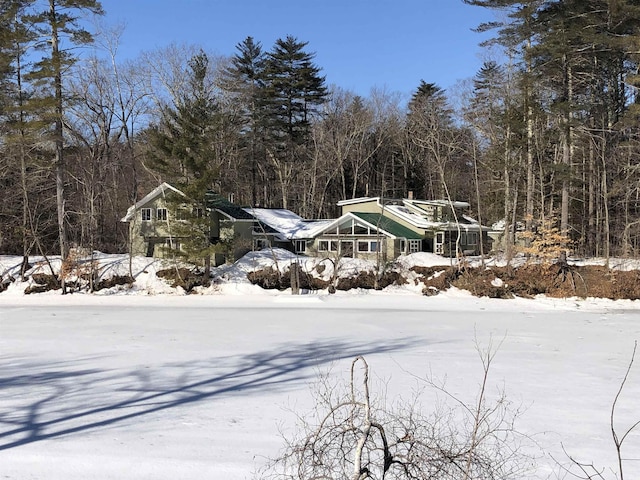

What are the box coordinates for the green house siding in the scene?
[351,213,422,240]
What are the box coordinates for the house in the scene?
[121,183,255,263]
[303,211,423,262]
[337,197,492,256]
[246,207,425,262]
[120,182,187,257]
[244,207,332,253]
[122,184,491,263]
[206,192,256,264]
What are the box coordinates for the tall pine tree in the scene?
[27,0,104,264]
[224,36,266,206]
[261,35,327,209]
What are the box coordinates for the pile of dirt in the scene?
[420,263,640,300]
[246,262,640,300]
[247,264,407,293]
[94,275,135,291]
[24,273,61,294]
[247,267,331,291]
[156,267,209,292]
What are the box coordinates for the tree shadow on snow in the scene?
[0,336,428,450]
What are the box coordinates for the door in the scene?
[435,232,444,254]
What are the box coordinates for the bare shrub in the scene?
[260,344,535,480]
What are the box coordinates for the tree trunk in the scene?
[525,39,535,236]
[50,0,69,262]
[560,58,572,238]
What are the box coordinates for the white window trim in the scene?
[318,239,338,252]
[295,240,307,253]
[141,208,152,222]
[156,208,168,221]
[357,240,380,253]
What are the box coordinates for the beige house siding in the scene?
[339,200,380,215]
[128,194,184,257]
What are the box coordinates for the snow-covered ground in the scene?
[0,252,639,479]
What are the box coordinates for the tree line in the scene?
[1,0,640,269]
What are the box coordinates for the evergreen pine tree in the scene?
[261,35,327,209]
[223,36,267,206]
[26,0,104,264]
[147,50,224,272]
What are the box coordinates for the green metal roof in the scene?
[351,212,422,239]
[205,192,255,220]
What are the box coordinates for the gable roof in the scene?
[121,182,185,222]
[351,212,423,239]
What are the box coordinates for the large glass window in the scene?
[339,221,353,235]
[340,241,354,257]
[358,240,380,252]
[318,240,338,252]
[354,224,368,235]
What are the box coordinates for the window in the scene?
[399,239,406,253]
[192,207,204,218]
[176,209,187,221]
[141,208,152,221]
[165,237,180,250]
[340,241,354,257]
[156,208,167,221]
[339,222,353,235]
[357,240,380,253]
[295,240,306,253]
[467,232,478,245]
[318,240,337,252]
[354,224,368,235]
[409,240,421,253]
[255,238,269,250]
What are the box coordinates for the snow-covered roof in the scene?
[405,198,471,209]
[121,183,185,222]
[384,204,438,229]
[336,197,380,206]
[243,208,332,241]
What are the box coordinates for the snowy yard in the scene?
[1,291,639,479]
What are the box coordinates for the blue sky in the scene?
[98,0,496,98]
